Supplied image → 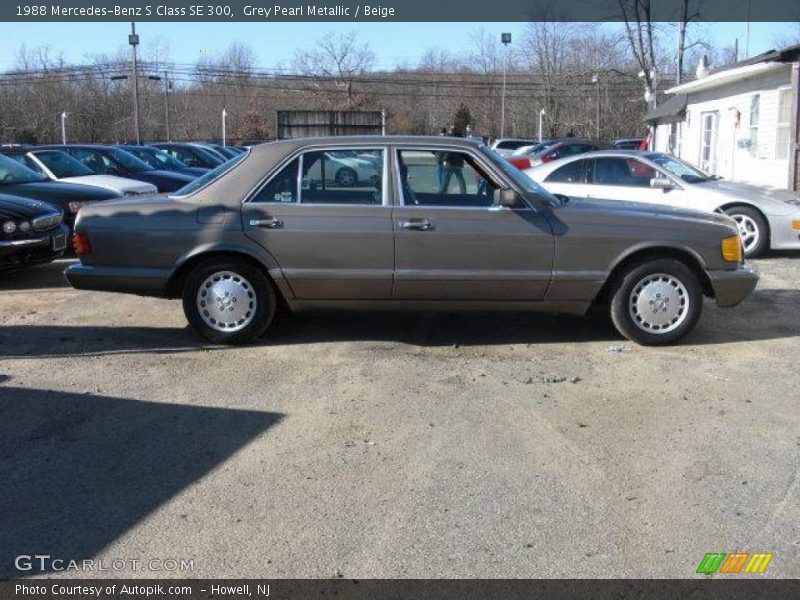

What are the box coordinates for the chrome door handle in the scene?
[250,218,283,228]
[399,219,434,231]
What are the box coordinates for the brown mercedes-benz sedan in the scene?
[65,136,758,345]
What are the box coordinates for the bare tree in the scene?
[617,0,659,96]
[290,31,375,110]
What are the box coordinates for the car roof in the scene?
[251,135,486,150]
[40,144,115,151]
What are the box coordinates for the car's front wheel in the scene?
[724,205,768,258]
[182,258,276,344]
[609,259,703,345]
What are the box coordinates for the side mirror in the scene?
[494,187,522,208]
[650,177,674,191]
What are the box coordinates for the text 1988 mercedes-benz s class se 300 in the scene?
[64,136,759,346]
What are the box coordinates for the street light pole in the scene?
[592,74,600,138]
[500,32,512,139]
[538,108,546,142]
[222,108,227,147]
[129,22,141,144]
[61,111,67,145]
[164,71,171,142]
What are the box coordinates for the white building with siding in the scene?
[645,45,800,191]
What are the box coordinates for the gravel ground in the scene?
[0,255,798,579]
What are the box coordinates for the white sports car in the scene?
[12,149,157,196]
[304,149,381,188]
[524,150,800,257]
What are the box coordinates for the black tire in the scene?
[335,167,358,187]
[182,258,276,344]
[609,258,703,346]
[724,205,768,258]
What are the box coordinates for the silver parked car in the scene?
[525,150,800,257]
[65,136,758,346]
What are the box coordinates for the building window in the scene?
[776,88,792,160]
[668,122,678,155]
[749,94,760,157]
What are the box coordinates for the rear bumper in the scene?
[707,262,759,308]
[64,263,173,297]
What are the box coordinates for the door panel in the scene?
[393,147,554,301]
[243,203,394,299]
[242,147,393,300]
[392,206,554,300]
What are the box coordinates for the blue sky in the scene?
[0,21,793,71]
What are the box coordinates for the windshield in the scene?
[171,150,247,197]
[33,150,95,178]
[129,147,189,170]
[106,148,154,173]
[647,153,711,183]
[482,146,560,205]
[0,154,48,184]
[196,146,227,164]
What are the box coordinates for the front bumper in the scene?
[64,263,173,297]
[0,226,68,270]
[767,211,800,250]
[707,262,759,308]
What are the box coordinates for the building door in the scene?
[700,111,719,175]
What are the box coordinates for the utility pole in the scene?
[164,71,171,142]
[745,0,751,59]
[129,22,141,144]
[61,111,67,145]
[500,32,512,139]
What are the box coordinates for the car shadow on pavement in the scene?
[0,385,281,578]
[1,290,798,357]
[0,259,75,291]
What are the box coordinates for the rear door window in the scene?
[300,149,384,205]
[251,149,384,205]
[545,159,587,183]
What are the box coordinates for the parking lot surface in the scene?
[1,256,798,578]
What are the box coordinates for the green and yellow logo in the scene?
[696,552,773,574]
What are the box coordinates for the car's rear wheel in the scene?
[609,259,703,345]
[182,259,275,344]
[335,167,357,187]
[724,205,768,258]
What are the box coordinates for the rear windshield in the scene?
[170,151,248,197]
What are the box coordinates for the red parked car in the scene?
[507,139,610,170]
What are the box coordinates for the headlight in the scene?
[67,201,85,213]
[721,235,743,262]
[18,220,31,232]
[2,220,16,234]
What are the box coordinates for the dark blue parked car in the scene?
[38,145,195,193]
[118,145,209,177]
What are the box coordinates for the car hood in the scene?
[59,175,157,194]
[0,181,121,202]
[558,196,736,229]
[0,194,60,219]
[689,179,800,215]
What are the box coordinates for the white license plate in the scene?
[52,234,67,251]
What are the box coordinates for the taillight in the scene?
[508,157,532,170]
[73,232,92,255]
[540,153,554,163]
